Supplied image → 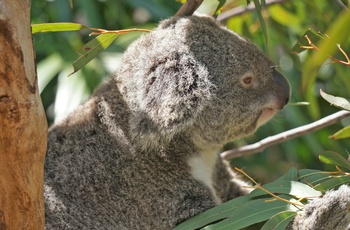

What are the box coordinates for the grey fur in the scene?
[287,185,350,230]
[45,15,291,229]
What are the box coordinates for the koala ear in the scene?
[130,52,213,144]
[116,16,216,146]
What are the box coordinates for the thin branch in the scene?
[336,0,349,11]
[217,0,288,22]
[235,168,305,208]
[175,0,204,17]
[221,110,350,160]
[89,28,151,36]
[301,35,350,66]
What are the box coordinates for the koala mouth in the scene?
[257,107,277,127]
[257,92,290,127]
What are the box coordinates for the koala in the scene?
[44,15,291,229]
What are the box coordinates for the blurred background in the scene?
[31,0,350,183]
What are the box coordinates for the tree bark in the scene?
[0,0,47,229]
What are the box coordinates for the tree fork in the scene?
[0,0,47,229]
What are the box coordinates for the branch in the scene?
[0,0,47,228]
[221,110,350,160]
[301,35,350,66]
[217,0,288,22]
[175,0,204,17]
[336,0,349,11]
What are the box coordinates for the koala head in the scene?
[116,15,290,148]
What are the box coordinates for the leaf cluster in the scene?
[32,23,150,76]
[175,151,350,230]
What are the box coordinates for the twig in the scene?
[221,110,350,160]
[175,0,204,17]
[336,0,349,11]
[235,168,305,207]
[89,28,151,36]
[217,0,288,22]
[301,35,350,66]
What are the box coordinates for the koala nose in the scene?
[273,70,291,110]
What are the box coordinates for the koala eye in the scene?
[243,77,252,84]
[239,72,256,89]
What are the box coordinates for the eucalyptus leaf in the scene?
[249,181,321,199]
[330,125,350,140]
[297,169,333,187]
[213,0,226,18]
[37,54,63,93]
[76,33,118,55]
[291,28,326,54]
[203,197,294,230]
[261,210,297,230]
[174,196,251,230]
[315,176,350,192]
[69,34,118,76]
[32,22,88,34]
[319,151,350,171]
[272,167,298,183]
[252,0,268,43]
[320,89,350,111]
[301,11,350,118]
[54,68,89,123]
[285,167,299,181]
[269,4,301,27]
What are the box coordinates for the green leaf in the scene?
[69,33,118,76]
[271,167,298,183]
[330,125,350,140]
[297,169,333,187]
[285,167,299,181]
[249,181,322,199]
[291,28,326,54]
[76,33,118,55]
[319,151,350,171]
[32,23,88,34]
[261,211,297,230]
[315,176,350,192]
[174,196,251,230]
[306,10,350,72]
[37,54,63,93]
[269,4,301,27]
[213,0,226,18]
[252,0,268,43]
[203,197,293,230]
[287,102,310,106]
[300,11,350,119]
[320,89,350,111]
[53,68,89,122]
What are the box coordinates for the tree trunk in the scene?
[0,0,47,229]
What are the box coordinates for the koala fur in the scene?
[287,185,350,230]
[44,15,291,229]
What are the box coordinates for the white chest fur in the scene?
[187,149,221,203]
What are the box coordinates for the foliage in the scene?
[176,151,350,229]
[32,0,178,124]
[33,22,151,76]
[247,0,268,43]
[213,0,227,18]
[221,1,350,184]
